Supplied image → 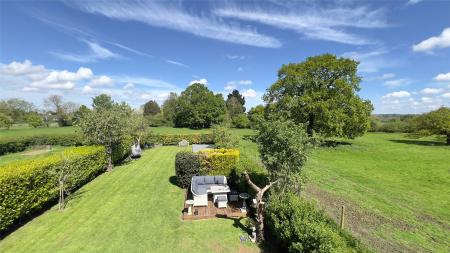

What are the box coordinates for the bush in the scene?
[175,151,201,188]
[142,133,214,146]
[265,192,369,253]
[198,148,240,177]
[0,146,106,233]
[212,125,239,148]
[0,134,84,155]
[232,114,250,128]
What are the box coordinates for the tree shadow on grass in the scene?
[320,140,352,147]
[389,139,447,146]
[169,176,182,188]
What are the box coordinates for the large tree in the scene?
[0,113,13,129]
[244,119,311,242]
[162,92,178,125]
[226,90,245,117]
[78,94,133,171]
[412,107,450,145]
[174,83,226,129]
[0,98,35,123]
[143,100,161,117]
[248,105,265,128]
[264,54,373,138]
[44,95,78,126]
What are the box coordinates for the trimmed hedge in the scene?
[142,133,213,146]
[265,192,369,253]
[0,134,84,155]
[175,151,201,188]
[0,146,106,233]
[198,148,240,177]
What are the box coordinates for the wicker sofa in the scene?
[191,176,229,207]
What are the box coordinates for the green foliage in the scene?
[248,105,265,128]
[143,100,161,117]
[226,90,245,117]
[265,192,368,253]
[212,124,239,148]
[257,119,311,185]
[142,133,213,146]
[78,94,134,170]
[198,148,240,177]
[232,114,250,128]
[412,107,450,144]
[0,113,13,129]
[146,113,166,127]
[174,83,226,129]
[26,113,45,128]
[227,89,245,109]
[175,151,201,188]
[0,98,35,123]
[0,134,84,155]
[264,54,373,138]
[0,146,106,233]
[162,92,178,126]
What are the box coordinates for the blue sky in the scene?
[1,0,449,114]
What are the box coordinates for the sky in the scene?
[1,0,449,114]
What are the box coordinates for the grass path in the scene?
[0,146,257,253]
[0,146,67,166]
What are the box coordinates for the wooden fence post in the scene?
[340,205,345,229]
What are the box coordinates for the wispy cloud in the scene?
[383,78,413,88]
[413,27,450,53]
[68,0,281,48]
[52,40,120,63]
[165,59,189,68]
[342,50,393,73]
[214,5,387,45]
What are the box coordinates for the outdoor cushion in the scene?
[216,195,227,202]
[214,176,225,185]
[197,186,207,195]
[204,176,215,184]
[195,177,205,185]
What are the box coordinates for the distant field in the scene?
[0,146,67,166]
[304,133,450,252]
[0,126,77,139]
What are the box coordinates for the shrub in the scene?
[232,114,250,128]
[0,134,84,155]
[142,133,214,146]
[265,192,369,253]
[198,148,240,177]
[212,125,239,148]
[0,146,106,233]
[175,151,201,188]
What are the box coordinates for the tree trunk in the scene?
[106,146,113,172]
[307,114,315,136]
[243,172,277,242]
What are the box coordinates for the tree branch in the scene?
[261,179,279,196]
[243,171,261,192]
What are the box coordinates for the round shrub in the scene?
[175,151,200,188]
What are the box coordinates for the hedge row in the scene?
[265,192,369,253]
[0,146,106,233]
[0,134,84,155]
[198,148,240,176]
[142,133,214,146]
[174,148,240,188]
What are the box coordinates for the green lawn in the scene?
[0,146,67,166]
[0,126,77,139]
[304,133,450,252]
[0,146,258,253]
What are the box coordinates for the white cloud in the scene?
[71,1,281,48]
[224,83,237,91]
[242,89,257,98]
[189,78,208,86]
[88,75,113,86]
[52,40,120,62]
[165,59,189,68]
[434,72,450,82]
[224,80,253,91]
[214,5,387,45]
[442,92,450,98]
[82,85,93,94]
[123,82,134,89]
[407,0,423,5]
[0,60,46,76]
[382,91,411,99]
[421,88,443,94]
[380,73,396,80]
[342,50,392,73]
[226,55,245,60]
[421,97,432,103]
[413,28,450,53]
[384,78,413,88]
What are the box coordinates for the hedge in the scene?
[265,192,369,253]
[0,133,84,155]
[198,148,240,177]
[142,133,213,146]
[0,146,106,233]
[175,151,201,188]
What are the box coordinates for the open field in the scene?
[0,146,67,166]
[0,146,258,253]
[0,126,77,139]
[304,133,450,252]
